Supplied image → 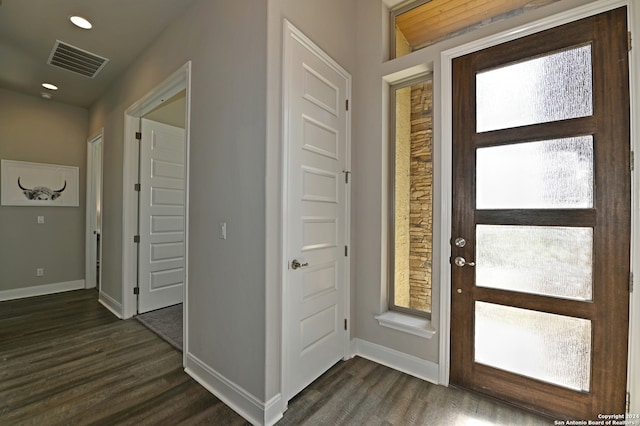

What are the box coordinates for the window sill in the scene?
[375,311,437,339]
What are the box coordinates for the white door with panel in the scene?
[85,134,103,290]
[284,22,351,401]
[138,118,186,313]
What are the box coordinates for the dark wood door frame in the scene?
[450,7,630,420]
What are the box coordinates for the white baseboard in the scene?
[98,291,123,319]
[351,338,440,385]
[263,394,284,426]
[185,352,282,426]
[0,279,85,302]
[184,340,437,425]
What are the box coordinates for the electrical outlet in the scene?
[36,268,44,277]
[37,216,45,224]
[219,222,227,240]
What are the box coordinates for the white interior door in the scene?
[284,22,350,401]
[138,118,186,313]
[85,134,103,290]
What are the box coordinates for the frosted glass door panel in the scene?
[476,137,594,209]
[475,302,591,391]
[477,45,593,132]
[476,225,593,300]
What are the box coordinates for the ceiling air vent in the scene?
[47,40,108,78]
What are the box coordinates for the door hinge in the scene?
[134,183,141,192]
[133,287,139,295]
[628,31,632,51]
[344,318,348,330]
[135,131,142,140]
[133,235,140,243]
[346,99,349,111]
[631,272,634,293]
[631,151,635,171]
[345,245,348,257]
[343,170,351,184]
[627,391,631,413]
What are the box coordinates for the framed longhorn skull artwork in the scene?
[1,160,79,207]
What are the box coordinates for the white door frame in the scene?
[85,129,103,289]
[280,19,352,407]
[438,0,639,411]
[122,62,191,332]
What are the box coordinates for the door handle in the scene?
[454,256,475,267]
[291,259,309,270]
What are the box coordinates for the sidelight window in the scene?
[389,74,433,318]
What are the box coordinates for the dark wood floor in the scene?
[0,290,551,425]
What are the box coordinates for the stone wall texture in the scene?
[408,80,433,312]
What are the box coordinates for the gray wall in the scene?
[0,88,88,292]
[352,0,441,364]
[144,90,186,128]
[89,0,359,407]
[89,0,268,402]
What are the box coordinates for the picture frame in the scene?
[1,159,79,207]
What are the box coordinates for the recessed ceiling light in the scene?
[42,82,58,90]
[70,15,92,30]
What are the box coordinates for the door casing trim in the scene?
[121,62,191,366]
[439,0,639,412]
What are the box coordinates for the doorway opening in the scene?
[132,95,187,351]
[122,62,191,353]
[86,130,103,292]
[137,103,187,314]
[121,62,191,361]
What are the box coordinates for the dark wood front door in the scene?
[451,7,630,420]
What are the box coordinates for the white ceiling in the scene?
[0,0,194,108]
